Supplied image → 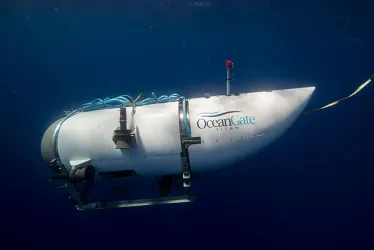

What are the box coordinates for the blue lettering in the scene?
[248,116,255,124]
[197,115,256,130]
[230,115,256,126]
[230,115,239,126]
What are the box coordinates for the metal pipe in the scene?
[226,60,233,96]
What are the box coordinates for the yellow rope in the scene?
[302,75,373,115]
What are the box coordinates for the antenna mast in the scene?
[226,60,233,96]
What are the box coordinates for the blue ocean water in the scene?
[2,0,374,249]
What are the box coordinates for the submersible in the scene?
[41,60,372,210]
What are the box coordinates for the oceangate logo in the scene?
[196,111,256,131]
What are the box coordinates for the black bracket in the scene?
[112,106,136,149]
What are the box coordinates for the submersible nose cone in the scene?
[41,118,63,164]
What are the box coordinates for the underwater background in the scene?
[2,0,374,249]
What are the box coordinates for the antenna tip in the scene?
[226,60,233,68]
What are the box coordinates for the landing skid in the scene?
[49,167,200,210]
[74,172,200,210]
[77,195,200,210]
[48,156,200,210]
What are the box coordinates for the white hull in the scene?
[43,87,315,176]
